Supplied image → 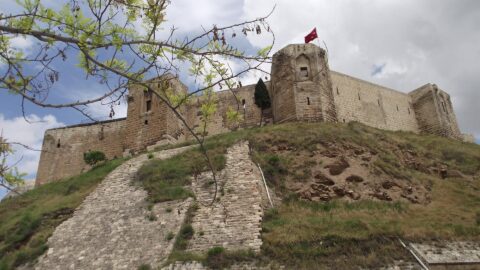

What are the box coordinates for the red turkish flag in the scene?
[304,28,318,43]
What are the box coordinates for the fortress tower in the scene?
[409,83,461,139]
[124,75,188,153]
[270,44,337,123]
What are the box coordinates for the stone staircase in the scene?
[187,141,264,253]
[34,146,193,270]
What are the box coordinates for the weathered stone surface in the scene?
[410,242,480,266]
[346,174,364,183]
[34,146,194,270]
[187,141,264,253]
[314,172,335,185]
[36,43,465,187]
[161,261,284,270]
[326,157,350,176]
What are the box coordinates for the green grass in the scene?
[138,121,480,269]
[3,122,472,269]
[0,159,124,269]
[261,176,480,268]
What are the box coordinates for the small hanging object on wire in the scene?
[232,31,236,38]
[265,76,268,81]
[109,106,115,118]
[242,27,248,36]
[221,31,226,46]
[213,25,219,42]
[256,25,261,34]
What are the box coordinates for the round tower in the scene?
[270,43,337,123]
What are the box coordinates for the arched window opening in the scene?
[296,54,311,81]
[57,139,61,148]
[300,67,309,78]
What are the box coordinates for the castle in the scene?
[35,43,468,186]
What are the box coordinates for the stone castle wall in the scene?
[35,43,465,186]
[35,118,127,185]
[185,84,266,139]
[331,71,419,132]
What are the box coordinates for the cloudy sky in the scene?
[1,0,479,198]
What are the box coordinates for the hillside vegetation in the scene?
[137,122,480,269]
[1,122,479,269]
[0,159,124,270]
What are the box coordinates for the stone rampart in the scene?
[331,71,419,132]
[36,118,127,185]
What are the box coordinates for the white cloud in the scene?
[0,114,64,179]
[241,0,480,138]
[9,36,34,51]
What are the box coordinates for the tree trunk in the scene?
[259,109,264,127]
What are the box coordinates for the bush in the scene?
[166,232,175,241]
[147,153,154,159]
[137,264,151,270]
[83,151,106,166]
[206,246,227,269]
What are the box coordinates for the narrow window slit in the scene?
[146,100,152,112]
[307,97,310,105]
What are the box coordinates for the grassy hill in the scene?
[0,159,124,270]
[138,122,480,269]
[1,122,479,269]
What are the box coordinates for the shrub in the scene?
[206,246,227,269]
[166,232,175,241]
[180,224,194,240]
[137,264,152,270]
[83,151,106,166]
[147,153,154,159]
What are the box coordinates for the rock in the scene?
[314,173,335,186]
[373,191,392,201]
[346,190,361,200]
[381,180,398,189]
[346,175,364,183]
[361,155,372,162]
[332,186,346,196]
[354,148,364,155]
[325,157,350,176]
[320,150,339,158]
[319,194,331,201]
[447,169,465,179]
[401,194,419,204]
[439,165,448,179]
